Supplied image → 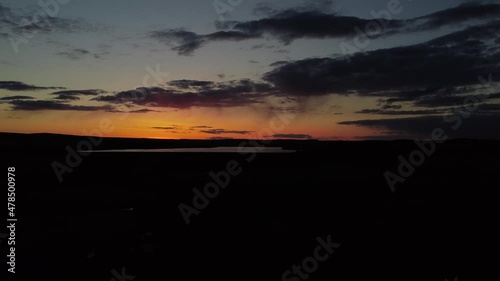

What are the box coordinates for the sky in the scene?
[1,0,499,140]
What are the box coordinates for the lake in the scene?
[83,146,296,153]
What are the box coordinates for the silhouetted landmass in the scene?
[1,133,497,281]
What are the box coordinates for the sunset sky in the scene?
[1,0,499,140]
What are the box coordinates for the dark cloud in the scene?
[374,88,452,106]
[153,3,500,55]
[273,134,313,139]
[376,90,500,108]
[413,93,496,107]
[0,4,99,38]
[262,20,500,97]
[250,44,266,49]
[152,125,251,136]
[476,103,500,112]
[200,129,252,135]
[252,0,336,17]
[91,95,120,102]
[353,134,406,141]
[56,48,89,60]
[208,136,233,140]
[190,125,213,130]
[56,48,109,60]
[250,44,277,50]
[339,113,500,139]
[50,89,106,101]
[0,95,34,100]
[380,103,402,110]
[49,89,106,96]
[356,108,446,115]
[253,2,278,17]
[373,87,493,109]
[167,79,214,89]
[275,49,290,54]
[406,2,500,32]
[230,10,392,44]
[149,29,203,56]
[152,126,179,130]
[0,81,65,92]
[128,109,157,113]
[54,94,80,101]
[150,29,259,56]
[8,100,113,111]
[107,108,157,114]
[93,79,275,109]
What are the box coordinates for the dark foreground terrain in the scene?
[1,133,497,281]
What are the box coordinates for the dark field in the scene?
[1,133,497,281]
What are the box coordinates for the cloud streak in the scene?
[0,95,35,100]
[200,129,252,135]
[339,112,500,139]
[56,48,110,60]
[8,100,113,112]
[41,89,107,101]
[0,81,65,92]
